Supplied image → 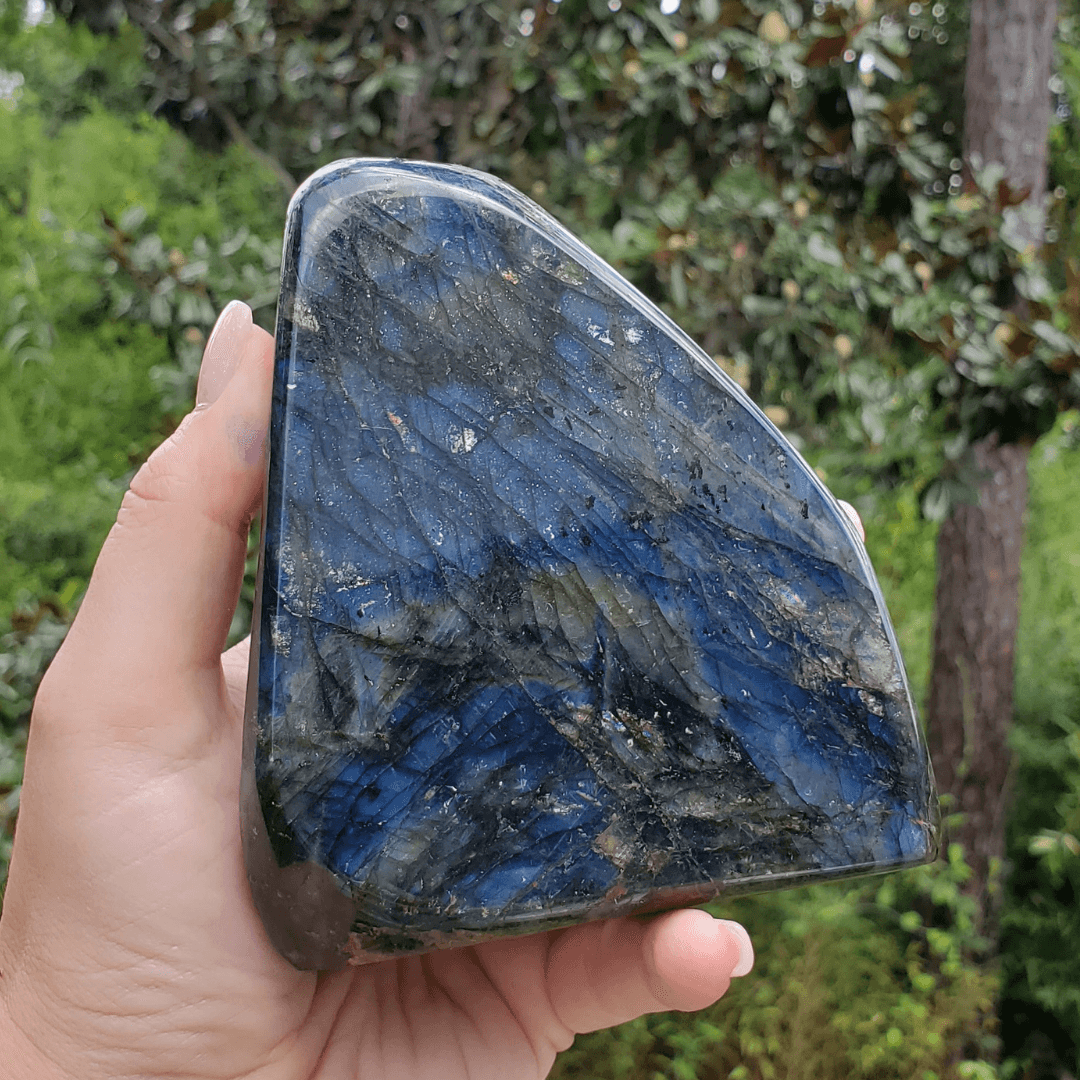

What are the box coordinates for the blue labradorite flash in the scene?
[242,159,938,970]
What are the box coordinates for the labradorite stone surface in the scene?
[242,159,938,970]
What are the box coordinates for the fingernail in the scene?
[196,301,252,410]
[838,499,866,543]
[719,920,755,977]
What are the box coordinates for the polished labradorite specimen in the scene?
[242,159,938,970]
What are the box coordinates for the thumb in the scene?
[42,301,274,747]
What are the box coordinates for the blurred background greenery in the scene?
[1,0,1079,1076]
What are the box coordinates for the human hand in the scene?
[0,302,754,1080]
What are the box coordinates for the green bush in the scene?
[0,13,283,620]
[1000,415,1080,1076]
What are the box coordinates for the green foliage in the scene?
[0,12,283,619]
[999,415,1080,1076]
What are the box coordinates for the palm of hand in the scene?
[0,315,748,1080]
[4,637,740,1080]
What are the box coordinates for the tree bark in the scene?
[927,437,1029,921]
[928,0,1056,928]
[963,0,1057,246]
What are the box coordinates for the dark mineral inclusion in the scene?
[242,159,938,970]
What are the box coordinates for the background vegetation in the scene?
[1,1,1079,1077]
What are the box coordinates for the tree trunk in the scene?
[927,437,1029,921]
[963,0,1057,247]
[928,0,1056,928]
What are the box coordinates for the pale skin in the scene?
[0,303,756,1080]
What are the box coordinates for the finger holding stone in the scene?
[545,909,752,1035]
[36,304,274,753]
